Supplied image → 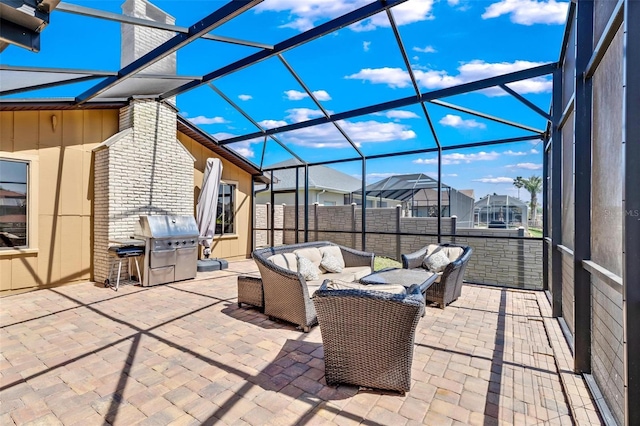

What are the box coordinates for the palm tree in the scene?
[522,175,542,221]
[513,176,525,199]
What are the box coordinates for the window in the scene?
[216,182,235,235]
[0,159,28,248]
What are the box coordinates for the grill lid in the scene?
[136,215,199,239]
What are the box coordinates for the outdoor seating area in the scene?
[251,241,375,332]
[0,260,601,425]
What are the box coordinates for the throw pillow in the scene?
[318,246,346,268]
[320,252,344,273]
[297,255,321,281]
[422,249,451,273]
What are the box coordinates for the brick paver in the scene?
[0,260,601,425]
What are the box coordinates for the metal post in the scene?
[304,164,309,242]
[551,67,563,316]
[623,0,640,423]
[573,0,593,374]
[269,170,275,247]
[437,146,442,243]
[396,205,401,261]
[250,178,255,252]
[543,139,549,293]
[361,159,366,251]
[295,167,299,243]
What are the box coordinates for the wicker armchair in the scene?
[401,243,473,309]
[312,280,424,393]
[252,242,374,332]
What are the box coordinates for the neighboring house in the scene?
[353,173,476,227]
[474,195,528,229]
[0,1,265,295]
[256,159,363,206]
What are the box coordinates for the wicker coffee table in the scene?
[360,268,437,299]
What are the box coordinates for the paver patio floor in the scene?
[1,260,601,425]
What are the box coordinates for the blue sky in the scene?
[0,0,570,201]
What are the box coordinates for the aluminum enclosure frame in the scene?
[9,1,639,420]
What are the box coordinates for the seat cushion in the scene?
[339,266,373,281]
[294,247,323,268]
[318,246,345,268]
[306,282,323,297]
[267,253,298,272]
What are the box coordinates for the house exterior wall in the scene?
[0,109,119,294]
[0,105,254,295]
[178,133,254,261]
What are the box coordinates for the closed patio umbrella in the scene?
[197,158,223,259]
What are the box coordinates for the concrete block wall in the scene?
[254,204,267,248]
[121,0,176,75]
[263,204,542,288]
[93,100,194,282]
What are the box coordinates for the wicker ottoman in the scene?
[237,275,264,311]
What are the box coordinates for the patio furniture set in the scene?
[237,241,472,393]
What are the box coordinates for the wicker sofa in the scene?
[252,241,374,332]
[401,243,473,308]
[312,279,424,392]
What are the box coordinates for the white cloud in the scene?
[426,172,458,178]
[530,148,539,154]
[506,162,542,170]
[238,94,252,101]
[473,176,514,183]
[363,41,371,52]
[413,45,436,53]
[346,67,412,89]
[413,151,500,165]
[211,132,256,158]
[212,132,235,140]
[447,0,460,5]
[285,108,326,123]
[345,60,552,96]
[374,110,420,120]
[439,114,486,129]
[255,0,435,32]
[258,119,289,129]
[503,150,528,156]
[228,144,255,158]
[284,89,332,101]
[482,0,569,25]
[188,115,228,125]
[283,120,416,148]
[413,55,420,61]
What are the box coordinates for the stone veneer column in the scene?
[93,99,194,283]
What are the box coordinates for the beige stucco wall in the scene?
[178,133,253,261]
[0,109,254,295]
[0,109,119,294]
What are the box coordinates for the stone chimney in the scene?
[121,0,176,75]
[92,1,193,284]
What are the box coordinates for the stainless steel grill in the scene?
[135,215,199,286]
